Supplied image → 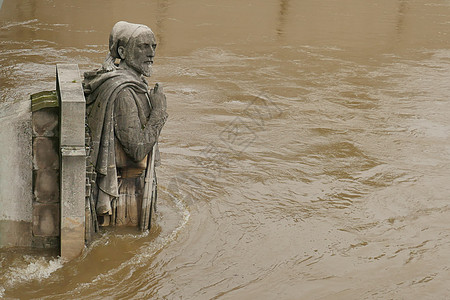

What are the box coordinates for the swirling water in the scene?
[1,0,450,299]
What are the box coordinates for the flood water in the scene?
[1,0,450,298]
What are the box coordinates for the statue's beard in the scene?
[142,63,152,77]
[126,60,153,77]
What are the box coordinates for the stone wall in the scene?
[0,100,33,248]
[0,64,86,260]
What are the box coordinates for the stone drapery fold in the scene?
[84,69,149,214]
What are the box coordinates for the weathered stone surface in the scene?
[30,96,60,250]
[57,64,85,147]
[33,137,59,169]
[60,216,84,259]
[85,22,167,232]
[58,63,86,260]
[60,100,86,147]
[31,236,59,249]
[32,108,58,137]
[32,203,60,236]
[61,155,86,218]
[0,220,32,247]
[34,169,59,203]
[0,100,33,248]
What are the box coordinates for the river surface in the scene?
[1,0,450,299]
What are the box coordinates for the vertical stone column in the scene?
[31,91,60,249]
[57,64,86,260]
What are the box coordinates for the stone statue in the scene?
[83,21,168,228]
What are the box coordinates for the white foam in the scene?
[0,191,190,296]
[0,19,38,30]
[1,256,65,289]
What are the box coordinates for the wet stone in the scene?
[0,220,32,248]
[32,203,60,237]
[31,236,59,249]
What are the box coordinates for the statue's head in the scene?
[107,21,156,77]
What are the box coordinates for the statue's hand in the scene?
[149,83,167,111]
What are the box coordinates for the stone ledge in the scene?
[61,146,86,157]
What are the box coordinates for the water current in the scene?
[1,0,450,299]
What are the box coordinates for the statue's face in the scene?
[124,31,157,77]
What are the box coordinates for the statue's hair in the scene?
[102,21,154,72]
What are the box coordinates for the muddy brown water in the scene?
[1,0,450,299]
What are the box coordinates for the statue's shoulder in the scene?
[83,67,110,82]
[83,69,122,95]
[84,68,147,100]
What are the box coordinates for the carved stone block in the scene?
[33,137,59,169]
[32,108,58,137]
[32,203,60,237]
[33,169,59,203]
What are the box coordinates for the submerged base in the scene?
[0,220,32,248]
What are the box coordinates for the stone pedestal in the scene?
[57,64,86,260]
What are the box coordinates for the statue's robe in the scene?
[84,68,165,226]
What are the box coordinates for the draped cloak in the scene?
[84,69,150,214]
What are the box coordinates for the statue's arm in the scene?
[114,89,167,162]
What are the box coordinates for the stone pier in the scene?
[57,64,86,260]
[0,64,87,260]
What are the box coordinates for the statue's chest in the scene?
[134,92,152,125]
